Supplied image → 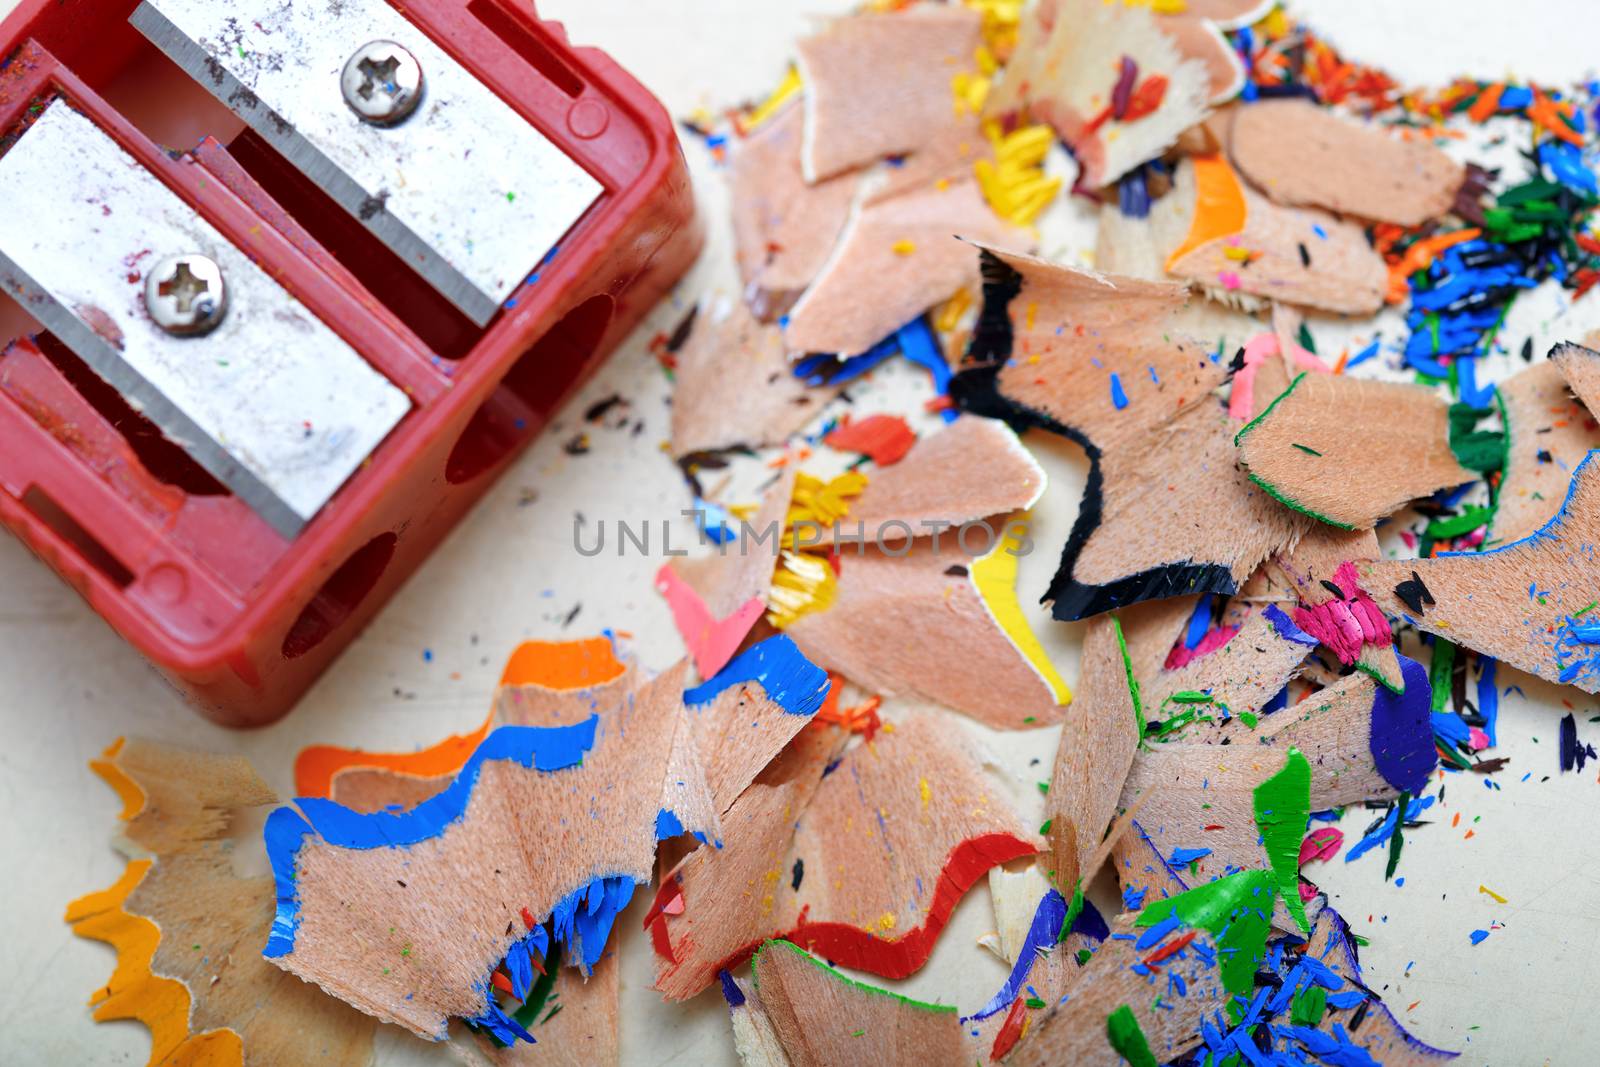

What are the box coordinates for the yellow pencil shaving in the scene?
[744,66,803,132]
[952,70,991,114]
[1223,245,1254,262]
[935,287,974,332]
[997,123,1054,165]
[964,0,1021,56]
[976,121,1063,226]
[1478,885,1507,903]
[767,551,838,628]
[1003,173,1062,203]
[768,471,866,628]
[968,517,1072,704]
[786,471,868,531]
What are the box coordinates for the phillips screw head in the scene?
[144,254,228,336]
[342,41,425,126]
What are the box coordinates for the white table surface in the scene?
[2,2,1598,1064]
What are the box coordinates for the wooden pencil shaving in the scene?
[62,5,1600,1064]
[814,415,1044,545]
[1364,453,1600,694]
[650,714,1036,999]
[781,179,1029,358]
[993,0,1213,188]
[264,662,727,1041]
[743,939,968,1066]
[1229,97,1467,226]
[1156,155,1390,315]
[949,245,1310,620]
[785,538,1067,728]
[66,739,377,1067]
[670,299,842,458]
[795,5,985,184]
[1488,357,1600,545]
[730,101,859,321]
[1236,371,1476,530]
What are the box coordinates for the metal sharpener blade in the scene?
[131,0,604,327]
[0,101,412,538]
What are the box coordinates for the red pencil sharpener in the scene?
[0,0,700,725]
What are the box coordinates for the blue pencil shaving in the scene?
[1345,795,1435,863]
[1263,603,1319,646]
[1184,595,1214,649]
[1110,372,1129,409]
[1281,1022,1381,1066]
[1136,913,1184,950]
[1345,339,1381,368]
[1553,616,1600,684]
[1431,710,1472,746]
[468,993,535,1045]
[1500,85,1533,108]
[692,498,737,544]
[684,635,830,716]
[1169,846,1212,866]
[1477,657,1500,746]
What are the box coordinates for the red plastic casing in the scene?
[0,0,700,726]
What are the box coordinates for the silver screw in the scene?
[342,41,424,126]
[144,254,227,337]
